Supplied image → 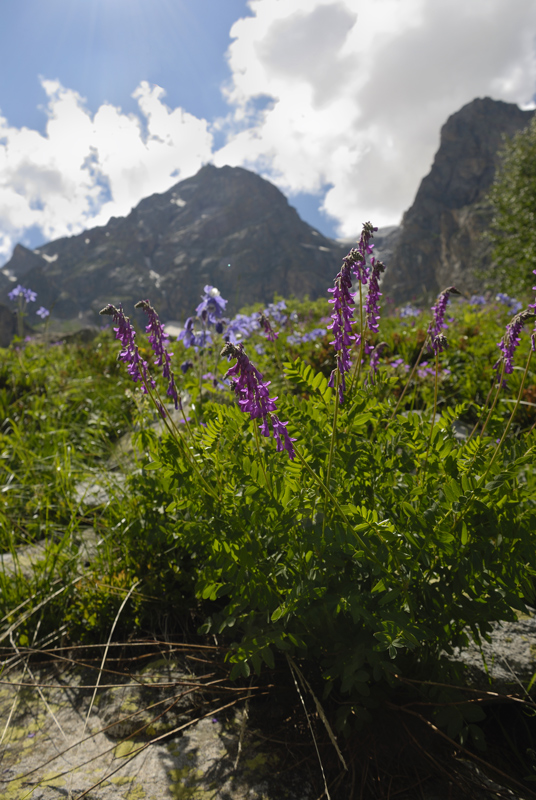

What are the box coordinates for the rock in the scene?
[0,661,313,800]
[448,609,536,695]
[97,658,198,740]
[0,165,347,325]
[0,527,100,579]
[383,98,535,304]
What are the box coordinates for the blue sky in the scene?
[1,0,535,265]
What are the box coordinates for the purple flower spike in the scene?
[135,300,180,410]
[494,308,535,378]
[327,255,356,404]
[221,342,296,459]
[364,258,385,333]
[270,415,297,460]
[100,303,154,392]
[428,286,460,351]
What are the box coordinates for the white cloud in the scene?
[1,0,536,263]
[0,79,213,261]
[214,0,536,234]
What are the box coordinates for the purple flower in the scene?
[99,304,154,392]
[496,293,523,315]
[469,295,486,307]
[36,306,50,319]
[136,300,180,410]
[258,313,278,341]
[180,360,194,374]
[399,304,421,318]
[264,301,288,325]
[494,308,535,378]
[327,256,356,404]
[224,313,259,344]
[428,287,460,352]
[326,223,378,404]
[195,285,227,324]
[8,284,37,303]
[364,258,385,334]
[221,342,296,459]
[178,317,196,349]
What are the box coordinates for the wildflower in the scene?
[196,285,227,324]
[364,259,385,333]
[178,317,196,348]
[180,360,194,374]
[221,342,296,459]
[100,304,154,392]
[36,306,50,319]
[327,255,356,404]
[469,295,486,306]
[326,222,379,403]
[178,317,212,350]
[399,304,421,318]
[8,284,37,303]
[496,293,523,315]
[258,313,278,341]
[494,308,536,377]
[135,300,180,409]
[428,287,460,351]
[264,300,288,325]
[224,313,259,344]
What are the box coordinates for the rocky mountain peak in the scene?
[383,97,535,303]
[0,164,346,325]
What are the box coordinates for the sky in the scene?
[1,0,536,266]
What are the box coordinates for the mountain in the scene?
[0,165,347,326]
[382,97,535,303]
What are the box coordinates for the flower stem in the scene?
[323,367,340,530]
[253,423,273,496]
[387,339,427,427]
[419,350,439,485]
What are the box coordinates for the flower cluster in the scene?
[222,342,296,459]
[494,308,536,378]
[36,306,50,319]
[135,300,180,409]
[8,285,37,303]
[100,303,155,393]
[364,259,385,334]
[399,304,421,318]
[196,285,227,332]
[327,222,379,404]
[496,293,523,315]
[287,328,326,346]
[469,295,486,307]
[428,286,460,352]
[224,313,259,344]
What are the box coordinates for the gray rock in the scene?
[448,609,536,694]
[0,165,348,324]
[0,662,313,800]
[383,97,535,304]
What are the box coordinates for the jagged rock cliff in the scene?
[0,165,346,324]
[383,98,535,303]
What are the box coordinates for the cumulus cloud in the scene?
[0,79,213,261]
[1,0,536,263]
[214,0,536,234]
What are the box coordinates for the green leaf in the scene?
[271,606,286,622]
